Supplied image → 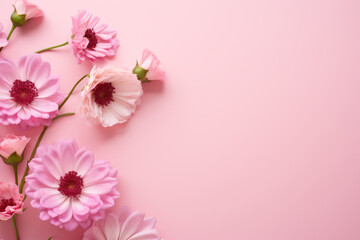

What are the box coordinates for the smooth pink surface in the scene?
[0,0,360,239]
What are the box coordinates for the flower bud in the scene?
[0,135,30,166]
[135,49,166,82]
[11,0,43,27]
[132,61,149,81]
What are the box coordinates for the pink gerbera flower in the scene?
[0,54,63,128]
[70,10,120,63]
[25,140,120,231]
[0,181,24,221]
[0,23,8,48]
[79,66,143,127]
[83,206,161,240]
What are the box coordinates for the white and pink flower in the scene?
[0,54,64,128]
[70,10,119,63]
[0,181,24,221]
[83,206,161,240]
[79,66,143,127]
[25,140,120,231]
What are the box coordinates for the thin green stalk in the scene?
[12,216,20,240]
[18,74,89,193]
[35,41,69,53]
[59,74,89,110]
[7,25,16,40]
[13,165,18,185]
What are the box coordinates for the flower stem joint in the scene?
[10,8,26,27]
[1,152,24,167]
[132,61,149,82]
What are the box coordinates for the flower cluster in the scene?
[0,0,165,239]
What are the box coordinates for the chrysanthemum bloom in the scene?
[11,0,43,27]
[133,49,166,82]
[70,10,120,63]
[0,181,24,221]
[79,66,143,127]
[25,140,120,231]
[83,206,161,240]
[0,23,8,48]
[0,54,63,128]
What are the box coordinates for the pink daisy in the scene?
[0,23,8,48]
[0,54,63,128]
[0,181,24,221]
[83,206,161,240]
[25,139,120,231]
[70,10,120,63]
[79,66,143,127]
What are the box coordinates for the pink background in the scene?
[0,0,360,239]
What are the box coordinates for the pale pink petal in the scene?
[120,212,145,239]
[83,207,161,240]
[103,213,120,239]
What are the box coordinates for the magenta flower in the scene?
[70,10,119,63]
[79,66,143,127]
[0,181,24,221]
[0,54,63,128]
[0,23,8,48]
[83,206,161,240]
[25,140,120,231]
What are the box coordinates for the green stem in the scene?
[13,165,18,185]
[18,113,75,193]
[18,74,88,194]
[7,25,16,41]
[0,25,16,52]
[59,74,89,110]
[35,41,69,53]
[12,216,20,240]
[53,112,75,120]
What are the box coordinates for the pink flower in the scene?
[12,0,43,23]
[0,181,24,221]
[83,206,161,240]
[70,10,120,63]
[0,134,30,159]
[0,23,8,48]
[0,54,64,128]
[137,49,165,81]
[25,140,120,231]
[79,66,143,127]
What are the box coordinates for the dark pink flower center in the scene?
[10,80,38,105]
[93,82,115,107]
[58,171,84,197]
[0,198,16,212]
[84,28,98,49]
